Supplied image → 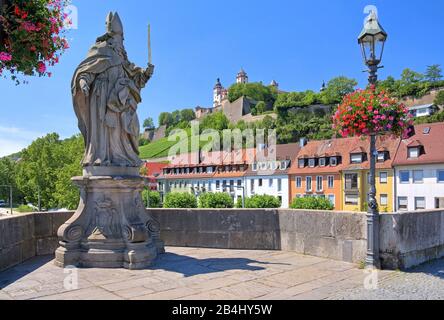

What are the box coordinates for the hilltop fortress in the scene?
[195,68,280,124]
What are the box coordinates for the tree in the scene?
[321,77,358,104]
[51,135,84,210]
[200,111,230,132]
[401,68,424,84]
[228,82,277,105]
[143,117,155,130]
[255,101,267,115]
[180,109,196,122]
[159,112,173,127]
[425,65,442,83]
[198,192,234,208]
[14,133,84,210]
[0,157,20,203]
[275,109,334,144]
[15,133,61,209]
[163,192,197,208]
[377,76,397,94]
[434,91,444,106]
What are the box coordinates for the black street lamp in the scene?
[358,10,388,269]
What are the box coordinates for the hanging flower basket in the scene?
[332,86,414,139]
[0,0,70,83]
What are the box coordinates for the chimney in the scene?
[300,138,308,148]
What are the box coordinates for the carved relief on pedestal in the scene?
[87,196,121,241]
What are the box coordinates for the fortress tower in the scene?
[236,68,248,84]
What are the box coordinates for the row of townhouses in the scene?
[155,122,444,212]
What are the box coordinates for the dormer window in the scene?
[271,161,278,171]
[252,163,258,171]
[280,160,289,170]
[350,153,363,164]
[330,157,337,167]
[298,159,305,168]
[308,159,316,168]
[408,147,420,159]
[319,158,326,167]
[377,152,386,162]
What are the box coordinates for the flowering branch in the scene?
[332,85,414,139]
[0,0,71,84]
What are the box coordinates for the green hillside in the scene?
[139,135,184,159]
[139,128,224,160]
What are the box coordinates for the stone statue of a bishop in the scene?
[72,12,153,167]
[55,13,163,270]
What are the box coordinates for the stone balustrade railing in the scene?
[1,209,443,272]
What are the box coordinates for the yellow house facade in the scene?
[341,169,395,212]
[339,135,400,213]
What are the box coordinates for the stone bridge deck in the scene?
[0,247,397,300]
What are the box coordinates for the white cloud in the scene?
[0,126,45,157]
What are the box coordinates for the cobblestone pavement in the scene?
[331,258,444,300]
[0,247,396,300]
[2,247,441,300]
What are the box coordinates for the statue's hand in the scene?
[79,79,90,96]
[145,63,155,79]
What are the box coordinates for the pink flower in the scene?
[37,62,46,73]
[0,52,12,62]
[22,21,39,32]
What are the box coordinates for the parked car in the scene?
[0,200,6,207]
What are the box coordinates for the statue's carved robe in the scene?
[72,41,148,167]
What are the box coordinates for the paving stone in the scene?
[35,287,123,300]
[113,286,155,299]
[100,276,163,292]
[179,289,240,300]
[187,277,240,291]
[131,287,198,300]
[220,281,275,299]
[0,290,12,300]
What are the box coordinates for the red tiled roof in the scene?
[342,135,400,171]
[245,143,300,176]
[289,135,400,174]
[406,140,423,148]
[143,162,168,178]
[393,122,444,166]
[350,146,366,154]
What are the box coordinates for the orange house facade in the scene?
[288,139,355,210]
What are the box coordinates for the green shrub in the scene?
[198,192,234,208]
[16,205,35,213]
[434,90,444,106]
[239,195,281,208]
[290,197,334,210]
[142,190,162,208]
[163,192,197,208]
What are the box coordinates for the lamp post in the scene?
[358,10,387,269]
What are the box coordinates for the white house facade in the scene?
[244,174,290,208]
[392,123,444,212]
[394,164,444,211]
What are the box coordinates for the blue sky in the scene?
[0,0,443,156]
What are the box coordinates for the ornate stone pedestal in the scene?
[55,167,164,270]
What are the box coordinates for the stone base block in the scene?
[55,173,164,269]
